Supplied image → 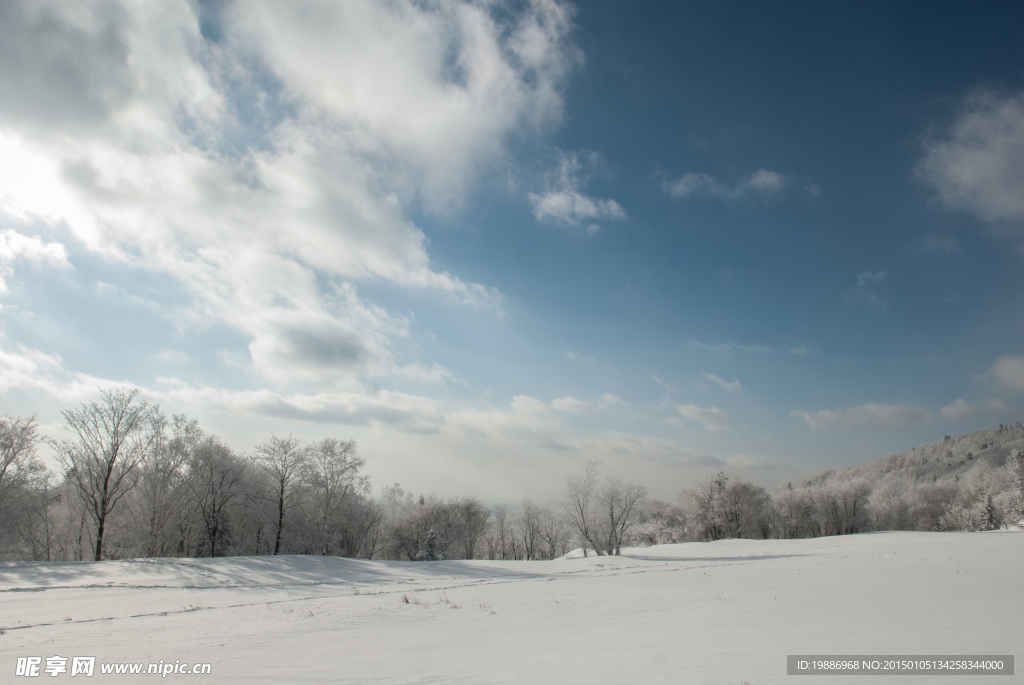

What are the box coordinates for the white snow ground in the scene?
[1,531,1019,684]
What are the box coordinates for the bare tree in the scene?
[600,477,648,554]
[516,498,542,560]
[54,388,156,560]
[537,506,572,559]
[687,471,730,541]
[563,461,606,555]
[450,497,490,559]
[489,503,511,560]
[255,434,307,555]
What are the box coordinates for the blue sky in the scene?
[2,0,1023,502]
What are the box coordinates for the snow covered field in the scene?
[1,531,1019,684]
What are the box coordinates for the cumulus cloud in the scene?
[600,393,624,406]
[990,355,1024,392]
[702,372,741,393]
[664,169,787,201]
[529,150,626,230]
[0,0,578,386]
[916,87,1024,227]
[0,229,70,293]
[549,396,597,413]
[676,403,732,432]
[0,337,119,402]
[940,398,1013,422]
[791,403,931,431]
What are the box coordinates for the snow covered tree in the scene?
[301,438,369,556]
[188,436,247,557]
[416,528,445,561]
[0,414,43,510]
[128,413,197,557]
[254,435,307,555]
[0,415,45,553]
[562,461,605,555]
[1010,450,1024,525]
[979,495,1000,531]
[600,477,648,554]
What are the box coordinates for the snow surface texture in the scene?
[1,531,1020,684]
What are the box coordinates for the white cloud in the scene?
[154,349,189,364]
[702,372,741,393]
[393,363,458,386]
[686,340,774,354]
[530,190,625,225]
[0,340,63,394]
[1,335,789,500]
[549,396,596,413]
[600,393,624,406]
[849,271,891,311]
[0,228,70,293]
[990,355,1024,392]
[787,342,815,357]
[664,169,787,201]
[563,350,594,363]
[940,398,1013,422]
[651,374,675,392]
[916,87,1024,226]
[216,349,249,370]
[915,234,957,253]
[0,337,115,402]
[791,404,931,431]
[676,403,732,433]
[0,0,578,387]
[529,150,626,229]
[159,381,445,431]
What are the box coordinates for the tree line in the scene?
[1,389,1023,562]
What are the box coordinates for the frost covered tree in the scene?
[416,528,445,561]
[563,462,647,555]
[128,413,198,557]
[0,415,44,523]
[188,436,247,557]
[600,477,648,554]
[54,388,156,561]
[687,471,730,541]
[563,461,605,555]
[1010,450,1024,525]
[301,438,369,555]
[255,435,307,555]
[0,415,46,557]
[979,495,1000,531]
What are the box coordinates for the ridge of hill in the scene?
[805,423,1024,487]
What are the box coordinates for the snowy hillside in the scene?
[1,530,1020,684]
[807,423,1024,486]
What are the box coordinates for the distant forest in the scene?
[2,388,1023,563]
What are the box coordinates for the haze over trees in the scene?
[1,388,1023,562]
